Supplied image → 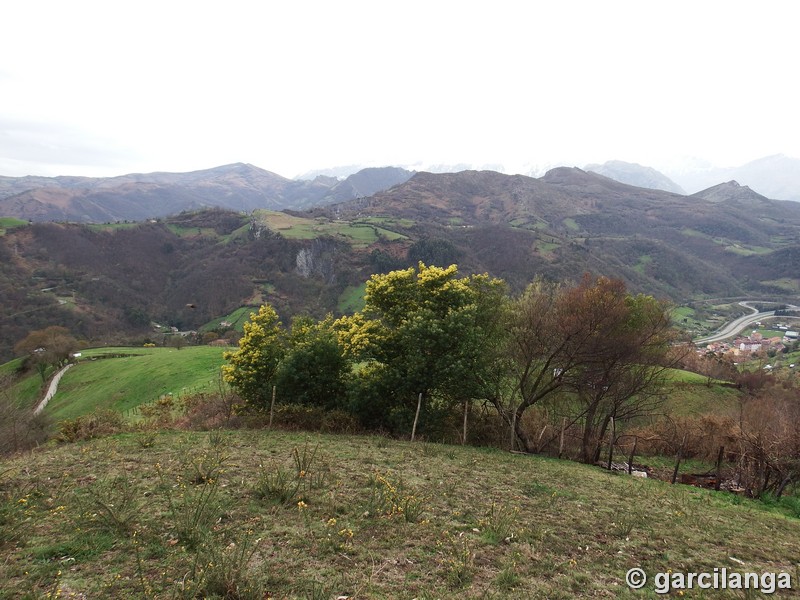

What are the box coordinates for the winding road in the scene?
[33,363,74,415]
[693,301,799,345]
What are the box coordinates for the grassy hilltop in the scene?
[2,429,799,598]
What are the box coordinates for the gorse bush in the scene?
[252,443,329,506]
[363,471,426,523]
[73,475,142,537]
[478,502,520,544]
[182,532,265,600]
[157,461,222,551]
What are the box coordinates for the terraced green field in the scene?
[253,210,408,248]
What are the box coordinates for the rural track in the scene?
[33,363,74,415]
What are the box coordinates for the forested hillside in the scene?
[2,168,799,362]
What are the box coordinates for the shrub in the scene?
[175,392,245,431]
[270,404,360,434]
[73,475,141,537]
[0,375,51,455]
[56,410,125,443]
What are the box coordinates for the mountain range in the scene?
[2,164,799,362]
[0,164,415,222]
[585,155,800,201]
[301,155,800,202]
[1,154,798,224]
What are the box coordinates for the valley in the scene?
[2,166,799,364]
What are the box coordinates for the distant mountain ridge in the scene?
[691,181,771,205]
[584,160,686,194]
[0,163,415,222]
[665,154,800,201]
[3,153,800,224]
[299,154,800,200]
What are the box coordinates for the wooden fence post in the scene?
[411,392,423,442]
[558,417,567,459]
[269,385,276,428]
[672,434,687,484]
[462,400,469,446]
[627,437,638,475]
[715,445,725,491]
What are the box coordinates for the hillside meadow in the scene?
[2,429,800,598]
[44,347,230,421]
[13,344,744,425]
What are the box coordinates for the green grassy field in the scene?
[200,306,259,333]
[0,357,24,378]
[761,278,800,293]
[723,244,773,256]
[1,428,798,598]
[662,381,742,417]
[44,346,230,420]
[164,224,219,238]
[85,222,142,233]
[1,358,57,409]
[253,210,407,248]
[562,217,580,231]
[0,216,28,235]
[633,254,652,275]
[753,328,789,339]
[359,216,415,229]
[337,283,367,313]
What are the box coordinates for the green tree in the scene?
[336,263,506,434]
[274,316,349,410]
[14,326,77,384]
[167,335,188,351]
[222,305,284,409]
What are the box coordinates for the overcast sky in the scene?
[2,1,799,179]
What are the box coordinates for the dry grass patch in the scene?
[1,430,799,598]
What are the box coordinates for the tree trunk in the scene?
[714,446,724,491]
[513,405,536,453]
[627,438,638,474]
[776,474,793,499]
[671,435,687,484]
[606,416,616,470]
[580,402,598,463]
[590,414,612,465]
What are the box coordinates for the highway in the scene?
[693,301,799,345]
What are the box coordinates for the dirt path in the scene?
[33,363,74,415]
